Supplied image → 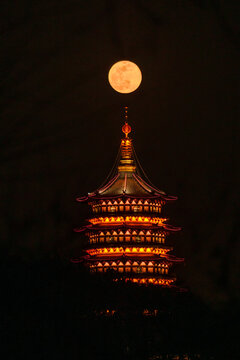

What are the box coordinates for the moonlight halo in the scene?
[108,60,142,94]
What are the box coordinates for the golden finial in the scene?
[119,106,135,172]
[122,106,131,138]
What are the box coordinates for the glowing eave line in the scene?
[87,252,168,256]
[88,217,167,226]
[74,223,180,233]
[86,248,170,255]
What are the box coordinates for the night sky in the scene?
[1,0,239,311]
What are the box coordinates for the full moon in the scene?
[108,60,142,94]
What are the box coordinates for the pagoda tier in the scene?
[74,109,183,286]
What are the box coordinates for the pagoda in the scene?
[74,108,183,287]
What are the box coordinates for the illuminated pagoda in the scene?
[74,108,183,287]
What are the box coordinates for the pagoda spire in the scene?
[122,106,131,138]
[118,107,136,173]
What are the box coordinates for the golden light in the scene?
[86,247,169,256]
[108,60,142,94]
[89,216,167,226]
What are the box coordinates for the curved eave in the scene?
[85,255,184,264]
[165,254,184,263]
[76,174,177,203]
[83,254,175,262]
[76,193,173,203]
[71,254,184,264]
[74,223,181,233]
[164,224,181,232]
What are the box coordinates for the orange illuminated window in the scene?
[125,231,131,242]
[112,262,117,270]
[139,231,145,241]
[132,261,138,272]
[125,261,131,272]
[112,232,118,242]
[118,262,124,273]
[146,231,151,242]
[140,261,146,273]
[148,262,154,273]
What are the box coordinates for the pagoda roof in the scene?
[77,113,178,203]
[77,173,177,202]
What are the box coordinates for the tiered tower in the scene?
[74,109,183,286]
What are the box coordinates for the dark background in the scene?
[1,1,239,359]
